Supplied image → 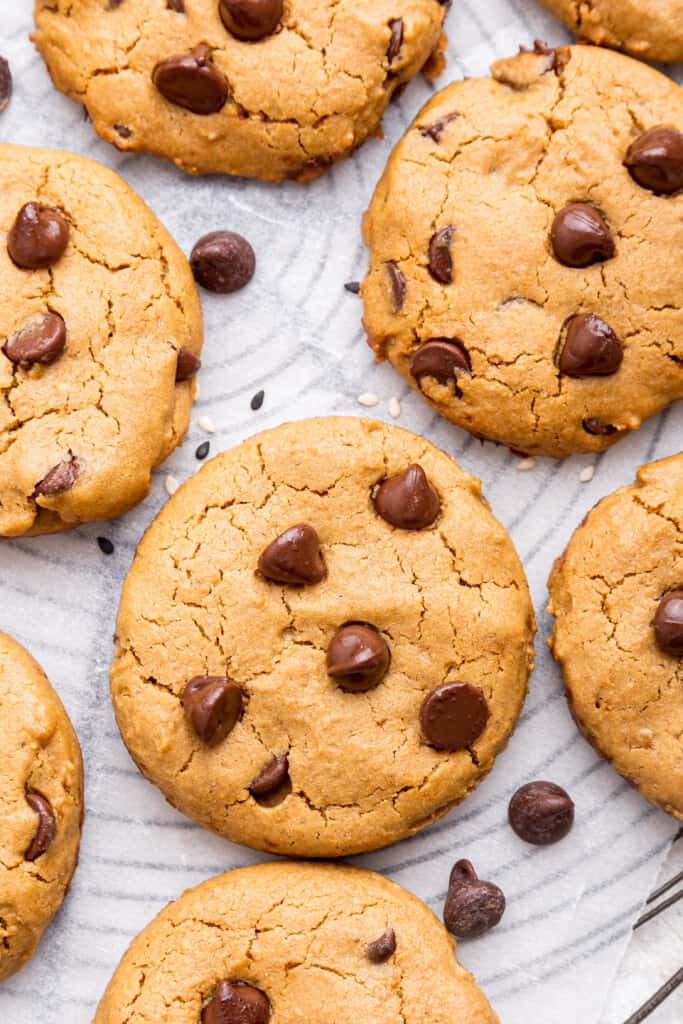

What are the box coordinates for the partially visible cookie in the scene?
[33,0,448,181]
[548,453,683,821]
[0,631,83,980]
[94,862,499,1023]
[538,0,683,63]
[111,416,534,857]
[0,144,202,537]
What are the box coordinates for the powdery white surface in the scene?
[0,1,681,1022]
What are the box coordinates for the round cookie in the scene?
[548,453,683,821]
[361,44,683,458]
[538,0,683,64]
[32,0,448,182]
[111,416,534,857]
[0,144,202,537]
[94,861,499,1023]
[0,631,83,980]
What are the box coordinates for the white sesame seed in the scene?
[198,415,216,434]
[164,475,180,496]
[357,392,379,408]
[579,465,595,483]
[516,457,536,472]
[388,396,401,418]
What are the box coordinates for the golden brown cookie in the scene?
[93,861,499,1024]
[362,44,683,458]
[0,144,202,537]
[548,453,683,821]
[538,0,683,63]
[32,0,448,182]
[111,416,534,857]
[0,631,83,980]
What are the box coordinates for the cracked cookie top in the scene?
[539,0,683,64]
[361,45,683,458]
[32,0,448,182]
[548,453,683,821]
[0,631,83,980]
[111,416,534,857]
[93,862,499,1023]
[0,144,202,537]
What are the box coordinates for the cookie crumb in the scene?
[516,457,536,472]
[579,465,595,483]
[358,392,379,408]
[198,415,217,434]
[388,396,401,418]
[165,474,180,496]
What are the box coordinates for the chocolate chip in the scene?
[387,19,403,63]
[625,126,683,195]
[195,441,211,460]
[249,754,289,797]
[551,203,615,268]
[419,112,459,142]
[250,389,264,411]
[508,781,575,845]
[167,0,185,9]
[175,346,201,381]
[410,338,471,392]
[327,623,391,692]
[559,314,623,377]
[202,981,270,1024]
[153,45,228,115]
[366,928,396,963]
[654,590,683,656]
[444,860,505,939]
[386,261,406,312]
[258,523,325,585]
[582,417,617,436]
[375,464,441,531]
[25,792,56,862]
[182,676,243,744]
[114,123,132,138]
[420,682,489,751]
[7,203,70,270]
[219,0,283,41]
[97,536,114,555]
[428,226,455,284]
[3,313,66,368]
[344,280,361,294]
[0,57,12,114]
[34,457,80,497]
[190,231,256,293]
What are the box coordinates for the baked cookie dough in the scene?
[94,862,499,1023]
[548,453,683,821]
[538,0,683,64]
[32,0,448,182]
[361,44,683,458]
[111,416,534,857]
[0,144,202,537]
[0,631,83,980]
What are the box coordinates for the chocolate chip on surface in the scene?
[654,590,683,656]
[410,338,470,389]
[249,754,289,797]
[559,314,623,377]
[3,313,66,368]
[219,0,284,41]
[34,457,80,497]
[0,57,12,114]
[374,464,441,530]
[175,346,201,381]
[551,203,615,268]
[444,859,505,939]
[428,226,455,283]
[366,927,396,963]
[25,792,57,861]
[97,536,114,555]
[190,231,256,293]
[250,389,265,411]
[327,623,391,692]
[202,981,270,1024]
[625,126,683,194]
[386,261,406,312]
[387,19,404,63]
[344,280,361,294]
[153,45,228,115]
[7,203,70,270]
[195,441,211,460]
[182,676,243,743]
[420,681,489,750]
[508,781,575,845]
[258,523,325,585]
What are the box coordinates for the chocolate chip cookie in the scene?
[548,453,683,821]
[94,862,499,1023]
[0,144,202,537]
[538,0,683,63]
[362,44,683,458]
[0,631,83,980]
[111,416,534,857]
[32,0,448,182]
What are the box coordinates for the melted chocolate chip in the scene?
[582,418,617,436]
[202,981,270,1024]
[508,781,575,845]
[410,338,471,392]
[374,464,441,530]
[182,676,243,744]
[8,203,70,270]
[249,754,289,797]
[428,226,455,284]
[190,231,256,293]
[153,45,228,115]
[327,624,391,692]
[387,19,404,63]
[34,457,80,497]
[258,523,325,585]
[419,112,459,142]
[444,860,505,939]
[386,261,406,312]
[654,590,683,656]
[558,314,623,377]
[551,203,615,268]
[3,313,66,368]
[25,792,56,862]
[420,682,489,751]
[219,0,283,41]
[175,347,201,381]
[366,928,396,963]
[625,127,683,195]
[0,57,12,114]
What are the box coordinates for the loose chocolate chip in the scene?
[625,126,683,195]
[175,347,201,381]
[24,792,56,862]
[0,57,11,114]
[444,860,505,939]
[387,19,404,63]
[375,464,441,531]
[195,440,211,460]
[344,280,361,294]
[551,203,615,268]
[153,45,228,115]
[219,0,283,41]
[3,313,66,368]
[7,203,70,270]
[327,623,391,692]
[654,590,683,656]
[582,417,617,436]
[559,314,623,377]
[34,457,80,497]
[420,682,489,751]
[428,226,455,284]
[386,261,406,312]
[258,523,325,585]
[249,754,289,797]
[410,338,470,391]
[366,928,396,963]
[202,981,270,1024]
[97,536,114,555]
[183,676,243,744]
[190,231,256,293]
[250,389,265,411]
[419,112,459,142]
[508,781,575,845]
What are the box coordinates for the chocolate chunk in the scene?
[428,226,455,284]
[195,441,210,460]
[419,112,459,142]
[551,203,615,268]
[3,313,66,368]
[25,792,56,862]
[559,314,623,377]
[249,754,289,797]
[250,389,264,411]
[0,57,11,114]
[375,464,441,530]
[508,781,575,845]
[327,624,391,692]
[219,0,283,41]
[386,261,406,312]
[444,860,505,939]
[420,682,489,750]
[8,203,70,270]
[202,981,270,1024]
[153,45,228,115]
[97,536,114,555]
[366,928,396,963]
[654,590,683,656]
[175,346,201,381]
[582,418,617,436]
[183,676,243,744]
[258,523,325,585]
[387,19,404,63]
[410,338,470,391]
[190,231,256,293]
[34,457,80,497]
[625,127,683,195]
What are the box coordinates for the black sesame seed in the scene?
[344,281,361,294]
[250,390,265,411]
[97,537,114,555]
[195,441,210,460]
